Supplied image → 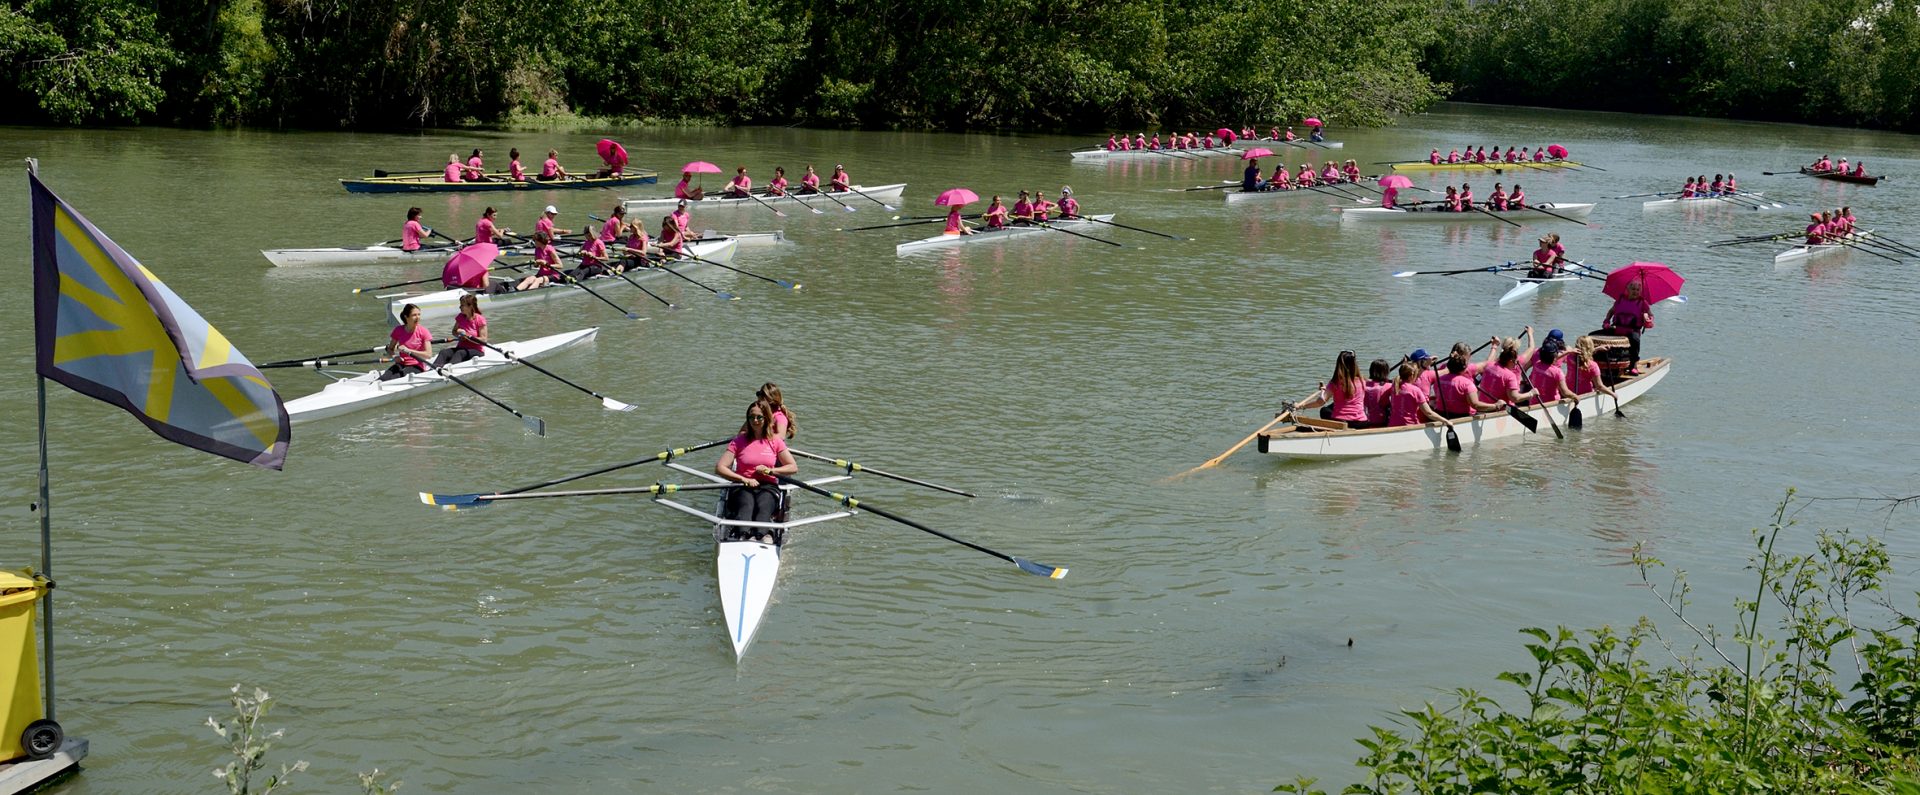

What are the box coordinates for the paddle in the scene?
[461,334,637,412]
[1176,393,1316,476]
[422,481,734,509]
[789,449,976,497]
[1075,216,1189,241]
[777,476,1067,579]
[435,365,546,436]
[419,438,735,506]
[1470,204,1524,228]
[1506,402,1540,433]
[1525,203,1591,227]
[838,218,945,233]
[844,185,898,211]
[1535,391,1564,439]
[1034,220,1131,248]
[642,257,738,300]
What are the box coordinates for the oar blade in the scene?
[419,491,490,509]
[1568,406,1584,430]
[602,396,638,412]
[525,415,547,436]
[1507,404,1539,433]
[1445,425,1462,453]
[1392,271,1418,278]
[1013,556,1069,579]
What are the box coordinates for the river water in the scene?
[1,103,1917,792]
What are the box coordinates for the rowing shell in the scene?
[1390,160,1582,173]
[380,237,738,323]
[340,171,659,194]
[621,183,908,212]
[1775,230,1875,266]
[895,214,1116,256]
[1339,203,1595,222]
[1497,272,1582,305]
[1070,147,1246,161]
[1256,358,1670,459]
[1223,184,1368,204]
[1254,138,1345,149]
[262,238,580,268]
[650,459,856,660]
[283,327,598,423]
[1641,191,1778,210]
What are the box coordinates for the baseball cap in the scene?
[544,205,558,214]
[1410,349,1431,361]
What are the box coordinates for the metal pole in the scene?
[36,376,54,722]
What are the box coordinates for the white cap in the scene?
[544,205,558,214]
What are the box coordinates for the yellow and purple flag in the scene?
[30,171,290,470]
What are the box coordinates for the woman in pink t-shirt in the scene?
[717,400,800,534]
[1564,338,1620,401]
[1386,362,1453,429]
[508,148,526,181]
[1476,337,1537,406]
[540,149,570,181]
[1601,280,1654,373]
[433,295,487,367]
[756,383,797,439]
[1435,351,1504,419]
[381,304,433,381]
[725,166,753,198]
[1297,350,1369,426]
[402,207,427,251]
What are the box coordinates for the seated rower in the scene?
[768,166,789,196]
[716,399,799,536]
[798,164,821,193]
[402,207,428,252]
[1269,126,1281,141]
[1708,174,1725,195]
[1269,163,1292,190]
[1443,185,1461,211]
[1032,189,1056,222]
[673,170,706,201]
[656,215,688,258]
[670,199,692,238]
[724,166,753,198]
[1342,159,1361,182]
[508,148,526,182]
[1839,206,1857,232]
[1835,157,1850,174]
[1283,126,1296,142]
[1240,126,1255,140]
[1726,173,1738,192]
[433,294,487,368]
[1532,147,1547,162]
[571,234,611,280]
[1527,344,1571,405]
[1477,335,1537,407]
[1148,133,1162,150]
[1806,212,1828,245]
[1361,360,1393,428]
[515,232,566,292]
[382,304,432,381]
[1679,177,1697,198]
[1545,232,1567,264]
[1434,350,1504,419]
[1105,134,1119,151]
[1429,148,1442,165]
[1320,160,1341,183]
[943,202,976,236]
[1447,148,1462,163]
[1489,182,1509,211]
[1811,154,1832,171]
[830,165,851,192]
[1473,147,1487,164]
[539,149,570,181]
[1116,135,1131,151]
[1504,146,1518,163]
[1508,183,1526,209]
[1295,163,1317,187]
[599,205,626,242]
[1010,191,1035,225]
[474,206,507,245]
[465,149,489,182]
[1564,338,1620,402]
[620,219,653,263]
[1135,133,1149,150]
[443,154,467,183]
[1458,182,1475,211]
[1386,362,1453,430]
[982,195,1008,229]
[1057,187,1079,219]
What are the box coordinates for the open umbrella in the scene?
[1547,144,1569,159]
[1377,175,1412,189]
[596,139,628,167]
[682,161,721,174]
[442,243,498,289]
[1303,117,1323,127]
[1214,127,1236,143]
[1603,262,1684,304]
[935,188,979,206]
[1240,147,1275,160]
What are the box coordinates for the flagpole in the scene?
[26,157,54,722]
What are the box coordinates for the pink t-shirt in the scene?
[769,176,788,194]
[443,163,461,182]
[945,209,963,234]
[453,312,486,351]
[1436,373,1479,416]
[1361,381,1392,426]
[1387,383,1430,427]
[626,228,649,250]
[729,174,752,191]
[728,434,788,482]
[475,218,499,244]
[389,324,432,368]
[674,180,694,199]
[402,220,425,251]
[1566,360,1602,395]
[1478,363,1523,404]
[771,409,791,438]
[542,158,560,178]
[801,173,820,189]
[1528,362,1566,402]
[510,159,525,180]
[535,217,555,238]
[580,236,607,263]
[671,209,690,233]
[601,217,622,242]
[1327,378,1367,423]
[466,156,484,180]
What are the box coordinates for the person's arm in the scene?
[754,447,799,481]
[716,448,755,486]
[1293,382,1331,411]
[1418,402,1452,426]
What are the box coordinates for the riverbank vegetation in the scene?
[1426,0,1920,132]
[1275,493,1920,794]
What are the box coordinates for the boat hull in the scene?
[622,183,906,212]
[283,327,599,422]
[717,536,780,659]
[1800,168,1881,186]
[1641,192,1771,210]
[1223,185,1364,204]
[1256,358,1669,459]
[895,214,1116,256]
[382,238,738,323]
[1497,274,1580,305]
[263,239,575,267]
[1390,161,1581,173]
[341,172,659,194]
[1341,203,1595,222]
[1776,231,1873,265]
[1071,147,1243,161]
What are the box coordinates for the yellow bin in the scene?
[0,570,60,762]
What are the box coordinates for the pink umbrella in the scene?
[1240,147,1275,160]
[935,188,979,207]
[1214,127,1236,143]
[1303,117,1323,127]
[442,243,498,289]
[1547,144,1569,159]
[596,139,628,166]
[1377,175,1412,189]
[681,161,721,174]
[1603,262,1684,304]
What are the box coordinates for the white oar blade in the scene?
[602,396,638,412]
[1392,271,1417,278]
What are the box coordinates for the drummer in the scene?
[381,303,433,381]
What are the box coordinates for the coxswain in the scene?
[1600,280,1654,374]
[1242,158,1265,192]
[982,195,1008,229]
[1011,191,1034,224]
[724,166,753,198]
[799,164,821,193]
[475,207,506,245]
[1296,351,1370,426]
[1379,183,1399,209]
[382,304,433,381]
[1508,183,1526,208]
[534,205,572,240]
[1448,148,1462,163]
[1443,185,1460,211]
[1429,149,1442,165]
[1308,124,1325,143]
[1342,160,1361,182]
[1058,187,1079,218]
[1387,362,1453,429]
[508,148,526,181]
[1458,182,1475,211]
[540,149,570,181]
[514,232,565,292]
[943,201,976,236]
[466,149,488,182]
[1105,134,1119,151]
[402,207,428,251]
[768,166,789,196]
[1679,177,1697,198]
[674,171,706,201]
[433,295,487,368]
[1489,183,1508,211]
[600,205,626,242]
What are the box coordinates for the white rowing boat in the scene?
[1496,272,1582,305]
[699,229,786,248]
[1339,202,1596,223]
[380,237,738,323]
[1223,184,1367,204]
[1070,147,1245,161]
[1642,192,1779,211]
[1776,230,1874,266]
[283,327,598,423]
[650,459,857,660]
[1256,358,1670,459]
[262,238,577,268]
[1255,138,1345,150]
[621,184,907,212]
[895,214,1116,256]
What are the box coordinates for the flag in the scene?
[30,171,290,470]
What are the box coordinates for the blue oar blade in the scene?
[1014,557,1068,579]
[419,491,492,508]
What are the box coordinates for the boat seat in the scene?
[1293,416,1350,432]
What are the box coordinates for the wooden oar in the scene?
[436,365,546,436]
[1176,391,1318,476]
[777,476,1067,579]
[642,258,738,300]
[1034,221,1130,248]
[1074,216,1189,241]
[1470,204,1523,228]
[1525,203,1590,227]
[844,185,897,211]
[790,449,975,496]
[838,218,944,233]
[462,335,636,411]
[419,438,735,506]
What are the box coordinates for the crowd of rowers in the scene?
[943,188,1082,236]
[676,164,854,200]
[1103,123,1327,151]
[1294,286,1659,432]
[397,201,704,291]
[440,147,627,182]
[1677,174,1741,197]
[1427,146,1567,164]
[1387,182,1532,212]
[1806,207,1862,244]
[1807,155,1870,177]
[1240,159,1366,192]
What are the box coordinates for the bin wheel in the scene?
[22,719,61,760]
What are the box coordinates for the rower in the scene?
[657,215,687,258]
[1320,160,1340,183]
[1433,348,1502,419]
[725,166,753,198]
[1565,337,1620,403]
[1458,182,1475,211]
[540,149,570,181]
[1806,212,1828,245]
[1296,163,1316,187]
[1105,134,1119,151]
[1443,186,1460,212]
[1240,126,1254,140]
[1508,183,1526,209]
[1680,177,1697,198]
[1489,183,1508,211]
[1473,147,1487,164]
[943,202,977,236]
[716,399,799,537]
[432,295,487,368]
[534,205,572,240]
[671,200,692,238]
[757,383,797,439]
[572,234,611,280]
[1429,149,1442,165]
[982,195,1008,229]
[508,148,525,182]
[830,164,851,192]
[620,217,653,263]
[1202,134,1215,149]
[1386,362,1453,429]
[1058,187,1079,219]
[475,207,507,245]
[1532,148,1547,162]
[1149,133,1162,150]
[1599,280,1654,375]
[1284,126,1296,142]
[799,164,821,193]
[1032,189,1056,222]
[1526,328,1567,376]
[1011,191,1034,225]
[443,154,465,183]
[1839,206,1857,232]
[402,207,427,252]
[1527,345,1571,405]
[1504,146,1518,163]
[1361,360,1393,428]
[1342,160,1360,182]
[466,149,487,182]
[674,171,706,201]
[1270,162,1292,191]
[1709,174,1725,195]
[1836,157,1850,174]
[1726,173,1738,192]
[1447,148,1462,163]
[1812,154,1832,172]
[1269,126,1280,141]
[1135,133,1148,150]
[1242,159,1265,192]
[515,232,566,292]
[1477,335,1537,407]
[768,166,789,196]
[381,304,432,381]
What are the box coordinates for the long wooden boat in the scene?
[380,237,738,322]
[1256,358,1670,459]
[621,183,906,212]
[1641,191,1779,210]
[340,171,659,194]
[1339,202,1595,222]
[283,327,598,423]
[1775,230,1874,266]
[262,238,580,267]
[895,214,1116,256]
[651,459,856,660]
[1390,160,1582,173]
[1800,167,1882,186]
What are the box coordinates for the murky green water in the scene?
[1,103,1917,792]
